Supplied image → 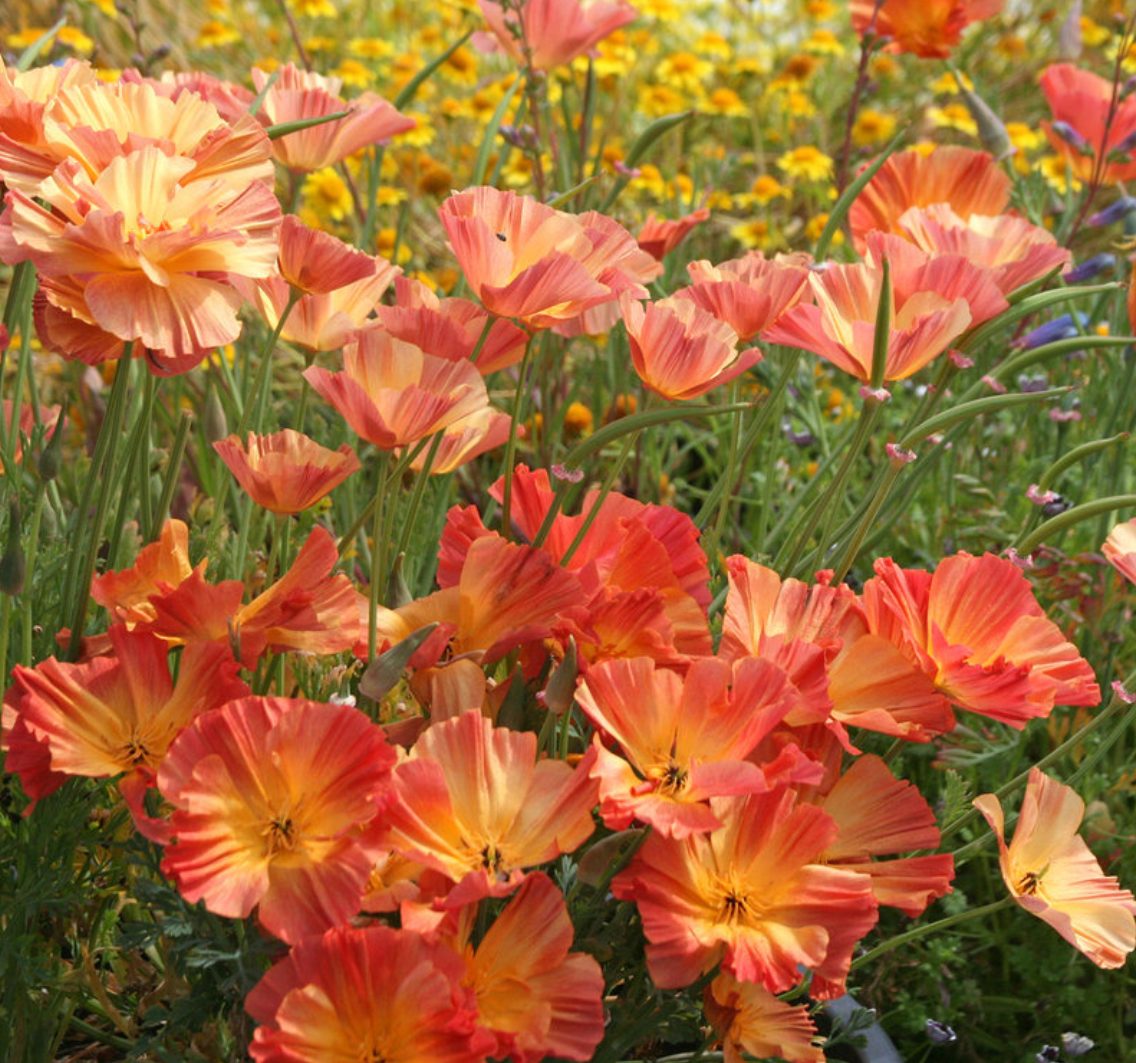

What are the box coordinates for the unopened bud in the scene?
[0,500,25,596]
[1110,127,1136,158]
[1063,253,1116,284]
[1057,0,1082,60]
[1016,313,1086,349]
[202,388,228,444]
[960,83,1013,160]
[37,409,66,482]
[925,1019,957,1045]
[1087,196,1136,227]
[1051,120,1092,155]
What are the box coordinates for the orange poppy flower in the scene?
[974,768,1136,968]
[91,519,198,629]
[575,656,797,837]
[246,925,489,1063]
[896,204,1070,296]
[159,696,396,943]
[251,64,415,172]
[863,552,1100,727]
[1041,64,1136,185]
[438,187,638,330]
[476,0,638,71]
[213,429,361,514]
[304,326,489,450]
[621,293,758,401]
[402,872,605,1063]
[383,709,599,907]
[611,787,878,994]
[851,0,1004,59]
[683,251,811,343]
[409,408,515,476]
[2,626,247,826]
[704,972,825,1063]
[848,145,1010,251]
[1103,517,1136,585]
[637,208,711,261]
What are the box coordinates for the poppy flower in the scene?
[683,251,812,342]
[1103,517,1136,585]
[159,697,397,943]
[1041,64,1136,185]
[475,0,638,72]
[637,208,710,261]
[974,768,1136,968]
[704,973,825,1063]
[851,0,1004,59]
[213,430,361,514]
[246,925,489,1063]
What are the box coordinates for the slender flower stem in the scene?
[499,335,537,539]
[835,0,886,194]
[393,431,444,564]
[150,409,193,541]
[368,451,393,662]
[703,381,744,564]
[829,462,902,585]
[336,437,431,556]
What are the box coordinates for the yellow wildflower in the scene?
[803,29,844,56]
[806,0,837,17]
[931,70,972,94]
[333,58,374,88]
[805,213,842,245]
[695,32,731,61]
[996,34,1027,60]
[638,0,679,16]
[292,0,335,16]
[927,103,977,136]
[443,45,478,83]
[730,219,771,249]
[302,167,354,223]
[563,402,594,439]
[83,0,119,17]
[871,54,899,79]
[630,164,667,198]
[1079,17,1110,47]
[394,111,436,147]
[304,35,337,53]
[1036,155,1082,196]
[747,174,788,205]
[6,28,50,49]
[349,37,394,59]
[777,145,833,182]
[852,109,896,146]
[376,227,412,265]
[638,84,686,118]
[1006,122,1043,153]
[196,20,241,47]
[702,87,748,117]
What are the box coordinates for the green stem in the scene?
[499,336,537,539]
[829,461,903,585]
[704,380,744,563]
[368,451,393,661]
[393,432,444,564]
[150,410,193,541]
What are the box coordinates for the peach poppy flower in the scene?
[1,147,280,370]
[90,519,198,629]
[2,626,247,823]
[683,251,811,342]
[1041,64,1136,185]
[438,187,638,330]
[764,235,1007,382]
[213,430,360,515]
[402,872,605,1063]
[704,972,825,1063]
[475,0,638,71]
[621,293,758,400]
[611,787,878,995]
[896,204,1071,296]
[637,208,710,261]
[851,0,1004,59]
[974,768,1136,968]
[410,409,515,476]
[251,64,415,172]
[159,697,397,943]
[863,552,1100,727]
[304,327,489,450]
[848,146,1010,251]
[575,656,797,837]
[1103,517,1136,585]
[383,709,599,907]
[246,925,489,1063]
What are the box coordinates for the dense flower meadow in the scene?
[2,0,1136,1060]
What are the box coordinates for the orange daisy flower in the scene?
[476,0,638,71]
[159,696,396,943]
[383,709,599,907]
[974,768,1136,968]
[213,430,361,515]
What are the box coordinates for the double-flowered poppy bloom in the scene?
[475,0,638,72]
[160,697,396,943]
[974,768,1136,968]
[851,0,1004,59]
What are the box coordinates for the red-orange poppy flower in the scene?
[91,519,198,629]
[2,626,247,826]
[246,925,489,1063]
[896,204,1070,296]
[864,552,1100,726]
[383,709,599,907]
[621,292,758,401]
[304,326,489,450]
[1103,517,1136,585]
[159,696,396,943]
[251,64,415,172]
[575,656,797,837]
[974,768,1136,968]
[403,872,605,1063]
[438,187,639,330]
[476,0,638,71]
[851,0,1004,59]
[1041,64,1136,185]
[848,146,1011,251]
[213,429,361,515]
[611,787,878,995]
[683,251,811,343]
[637,208,711,261]
[704,972,825,1063]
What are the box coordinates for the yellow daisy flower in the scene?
[777,145,833,182]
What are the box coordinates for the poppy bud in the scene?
[1051,120,1092,155]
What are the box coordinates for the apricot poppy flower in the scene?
[383,709,599,907]
[439,187,638,330]
[863,552,1100,726]
[637,208,710,261]
[1103,517,1136,585]
[402,872,605,1063]
[159,697,396,943]
[575,656,797,837]
[683,251,812,342]
[1041,65,1136,185]
[851,0,1004,59]
[896,204,1070,296]
[848,146,1011,251]
[475,0,638,71]
[611,787,878,995]
[974,768,1136,968]
[246,925,489,1063]
[704,973,825,1063]
[621,292,757,400]
[2,626,247,823]
[213,430,360,514]
[304,326,489,451]
[251,64,415,172]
